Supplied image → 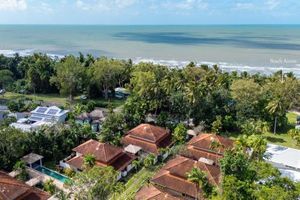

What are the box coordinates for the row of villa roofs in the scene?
[60,123,233,199]
[136,133,234,200]
[60,124,173,179]
[2,120,300,199]
[0,123,233,200]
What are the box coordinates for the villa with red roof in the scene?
[136,155,221,200]
[60,139,136,179]
[185,133,234,165]
[122,124,173,155]
[0,171,50,200]
[135,133,233,200]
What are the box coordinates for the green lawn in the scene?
[229,112,299,149]
[1,92,125,108]
[111,167,160,200]
[263,112,298,148]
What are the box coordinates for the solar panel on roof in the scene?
[29,116,43,121]
[47,109,59,115]
[36,107,47,113]
[32,113,46,118]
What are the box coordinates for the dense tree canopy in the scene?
[21,53,55,93]
[69,166,119,200]
[0,53,298,133]
[50,55,86,100]
[0,123,96,171]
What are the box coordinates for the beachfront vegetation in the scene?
[1,53,299,133]
[219,149,300,200]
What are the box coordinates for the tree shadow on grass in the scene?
[266,136,286,143]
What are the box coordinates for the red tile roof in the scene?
[185,133,233,163]
[66,155,85,170]
[68,140,136,171]
[122,124,172,154]
[127,124,170,143]
[151,156,220,198]
[0,171,50,200]
[73,139,123,164]
[186,147,223,164]
[111,152,136,171]
[136,185,183,200]
[188,133,233,154]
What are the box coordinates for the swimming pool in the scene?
[35,166,69,183]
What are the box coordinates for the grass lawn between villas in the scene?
[228,112,299,149]
[1,92,125,108]
[112,166,161,200]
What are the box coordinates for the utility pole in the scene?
[273,116,277,134]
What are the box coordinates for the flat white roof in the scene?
[124,144,142,154]
[279,169,300,182]
[265,144,300,170]
[10,122,33,131]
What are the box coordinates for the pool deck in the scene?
[26,167,70,193]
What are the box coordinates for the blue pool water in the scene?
[35,166,69,183]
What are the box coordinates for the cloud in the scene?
[0,0,27,11]
[234,0,281,11]
[162,0,208,10]
[234,3,255,10]
[76,0,138,11]
[40,2,53,13]
[265,0,280,10]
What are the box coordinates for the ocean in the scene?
[0,25,300,76]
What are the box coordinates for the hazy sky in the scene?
[0,0,299,24]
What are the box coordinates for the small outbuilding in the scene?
[21,153,44,168]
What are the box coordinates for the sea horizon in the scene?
[1,24,300,76]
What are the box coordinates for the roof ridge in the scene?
[102,143,110,161]
[197,161,218,186]
[164,156,189,170]
[148,125,156,139]
[74,139,95,150]
[190,133,211,145]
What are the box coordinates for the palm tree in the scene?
[235,135,249,152]
[247,135,267,160]
[83,154,96,170]
[187,167,211,200]
[266,98,284,134]
[132,160,141,172]
[143,154,156,169]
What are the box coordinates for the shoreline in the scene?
[1,49,300,77]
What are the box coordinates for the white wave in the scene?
[0,49,65,59]
[133,57,190,67]
[46,53,65,60]
[132,57,300,77]
[0,49,33,57]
